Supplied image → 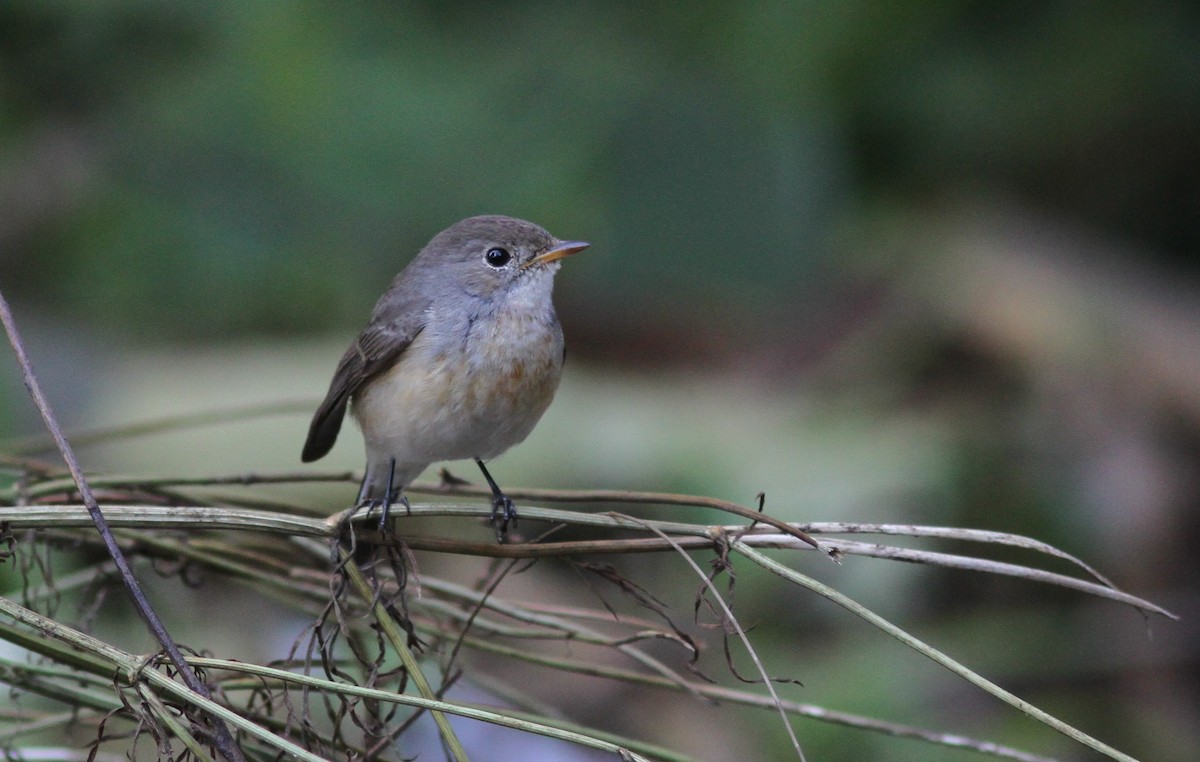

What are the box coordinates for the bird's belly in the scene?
[351,313,564,463]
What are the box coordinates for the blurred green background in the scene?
[2,2,1198,760]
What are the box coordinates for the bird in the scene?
[301,215,589,537]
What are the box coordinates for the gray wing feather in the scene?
[301,292,427,462]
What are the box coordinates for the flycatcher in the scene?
[302,215,589,536]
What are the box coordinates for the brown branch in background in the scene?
[0,291,246,762]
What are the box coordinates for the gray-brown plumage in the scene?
[302,215,588,532]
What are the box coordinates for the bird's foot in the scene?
[363,490,409,533]
[490,492,517,541]
[475,458,517,541]
[354,457,409,533]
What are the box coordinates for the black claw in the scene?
[475,458,517,540]
[490,493,517,539]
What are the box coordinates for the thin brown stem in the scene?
[0,291,245,762]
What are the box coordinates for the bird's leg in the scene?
[475,458,516,539]
[376,459,412,531]
[348,459,407,535]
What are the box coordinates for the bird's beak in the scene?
[524,240,590,269]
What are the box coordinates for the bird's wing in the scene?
[301,296,427,463]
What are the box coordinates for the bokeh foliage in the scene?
[1,2,1198,761]
[2,1,1196,339]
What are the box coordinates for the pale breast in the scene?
[352,298,565,464]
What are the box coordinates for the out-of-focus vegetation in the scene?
[1,2,1198,761]
[3,2,1195,341]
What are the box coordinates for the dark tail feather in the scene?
[301,397,348,462]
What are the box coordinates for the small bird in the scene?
[302,215,589,536]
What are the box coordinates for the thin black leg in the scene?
[354,458,403,532]
[378,457,397,531]
[475,458,516,538]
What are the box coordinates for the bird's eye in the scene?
[484,247,512,268]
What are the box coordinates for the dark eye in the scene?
[484,247,511,268]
